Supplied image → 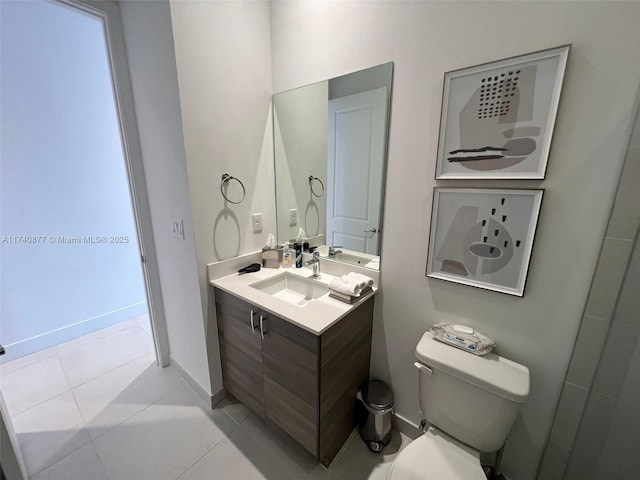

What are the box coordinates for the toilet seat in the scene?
[387,427,487,480]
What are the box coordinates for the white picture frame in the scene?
[426,188,544,297]
[435,45,569,179]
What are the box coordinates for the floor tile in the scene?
[137,320,153,338]
[219,395,251,425]
[94,383,238,480]
[178,430,290,480]
[58,326,154,387]
[133,314,153,338]
[31,442,107,480]
[12,391,92,477]
[55,321,134,358]
[0,355,70,416]
[327,429,411,480]
[72,353,184,439]
[3,321,415,480]
[235,415,323,479]
[0,346,57,375]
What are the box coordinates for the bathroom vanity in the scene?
[207,60,391,466]
[210,267,376,466]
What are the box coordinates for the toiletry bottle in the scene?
[282,245,292,268]
[294,242,302,268]
[303,238,309,253]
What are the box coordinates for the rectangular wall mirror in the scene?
[273,62,394,271]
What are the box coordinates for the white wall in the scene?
[119,0,212,395]
[270,2,640,479]
[169,0,274,394]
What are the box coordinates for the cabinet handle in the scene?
[259,313,268,339]
[250,309,258,334]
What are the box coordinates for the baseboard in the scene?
[170,354,224,408]
[0,302,148,364]
[211,388,227,408]
[392,412,422,440]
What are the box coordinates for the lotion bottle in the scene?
[282,245,293,268]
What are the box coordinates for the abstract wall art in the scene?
[426,188,543,296]
[435,46,569,179]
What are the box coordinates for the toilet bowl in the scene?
[387,331,529,479]
[387,427,486,479]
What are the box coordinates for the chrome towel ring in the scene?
[308,175,325,198]
[220,173,246,204]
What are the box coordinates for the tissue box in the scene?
[262,247,282,268]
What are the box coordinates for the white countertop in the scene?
[209,265,377,335]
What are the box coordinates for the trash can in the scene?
[357,380,394,452]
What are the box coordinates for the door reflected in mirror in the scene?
[273,63,393,271]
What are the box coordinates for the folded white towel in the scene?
[346,272,374,288]
[329,278,362,296]
[340,274,365,291]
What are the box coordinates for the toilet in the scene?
[387,331,530,479]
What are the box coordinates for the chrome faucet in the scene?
[305,251,321,278]
[328,245,343,257]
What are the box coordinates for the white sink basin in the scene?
[250,272,328,308]
[332,252,371,267]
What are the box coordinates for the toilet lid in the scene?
[387,428,486,480]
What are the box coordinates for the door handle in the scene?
[363,228,378,233]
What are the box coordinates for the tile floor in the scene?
[0,315,411,479]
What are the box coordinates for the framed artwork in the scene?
[435,45,569,179]
[426,188,543,296]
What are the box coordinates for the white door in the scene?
[326,87,387,254]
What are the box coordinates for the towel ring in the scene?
[220,173,246,204]
[308,175,325,198]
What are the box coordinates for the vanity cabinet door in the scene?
[214,288,265,419]
[261,312,319,457]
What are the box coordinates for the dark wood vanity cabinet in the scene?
[214,289,265,419]
[213,287,374,467]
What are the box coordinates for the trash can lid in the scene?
[362,380,394,410]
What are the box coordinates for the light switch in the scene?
[171,218,184,239]
[289,209,297,227]
[252,213,263,233]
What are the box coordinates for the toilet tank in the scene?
[415,331,529,452]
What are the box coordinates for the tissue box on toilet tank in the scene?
[262,247,282,268]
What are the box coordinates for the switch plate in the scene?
[289,209,297,227]
[171,218,184,239]
[252,213,263,233]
